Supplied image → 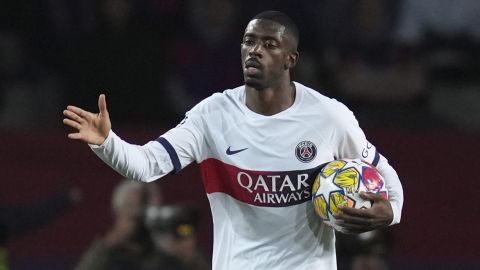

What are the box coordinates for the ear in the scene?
[285,51,299,70]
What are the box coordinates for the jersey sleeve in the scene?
[160,102,209,168]
[330,102,404,225]
[89,98,210,182]
[90,130,176,182]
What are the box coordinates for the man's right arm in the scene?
[63,94,204,181]
[89,130,175,182]
[63,94,176,181]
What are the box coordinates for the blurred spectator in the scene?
[0,188,81,270]
[67,0,171,125]
[315,0,431,129]
[163,0,242,117]
[334,0,426,103]
[0,31,62,130]
[146,204,211,270]
[394,0,480,82]
[73,179,183,270]
[3,0,476,130]
[395,0,480,46]
[394,0,480,130]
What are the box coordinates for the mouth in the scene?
[245,58,262,70]
[244,58,263,78]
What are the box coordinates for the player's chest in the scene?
[206,116,335,170]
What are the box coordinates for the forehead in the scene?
[244,19,286,39]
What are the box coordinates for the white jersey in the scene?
[90,82,403,270]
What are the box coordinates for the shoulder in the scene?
[189,85,244,112]
[296,82,356,124]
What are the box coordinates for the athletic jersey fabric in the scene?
[90,82,403,270]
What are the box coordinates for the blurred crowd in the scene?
[0,179,211,270]
[72,180,210,270]
[0,177,393,270]
[0,188,82,270]
[1,1,479,269]
[0,0,479,131]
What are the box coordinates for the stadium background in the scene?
[1,0,479,269]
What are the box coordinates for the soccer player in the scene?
[63,11,403,270]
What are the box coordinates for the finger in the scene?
[67,105,91,118]
[360,191,384,202]
[63,118,82,130]
[338,206,373,218]
[67,133,83,140]
[63,110,86,124]
[336,214,372,226]
[98,94,108,115]
[336,219,368,229]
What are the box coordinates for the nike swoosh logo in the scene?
[226,146,248,155]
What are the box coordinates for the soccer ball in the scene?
[311,159,388,232]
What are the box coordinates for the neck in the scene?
[245,80,296,116]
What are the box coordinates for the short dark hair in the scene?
[252,10,299,47]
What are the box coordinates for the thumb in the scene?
[98,94,108,115]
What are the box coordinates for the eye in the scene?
[242,39,255,46]
[265,40,278,49]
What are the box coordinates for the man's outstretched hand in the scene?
[63,94,111,145]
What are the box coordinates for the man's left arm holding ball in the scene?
[332,115,404,234]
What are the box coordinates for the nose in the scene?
[249,43,263,58]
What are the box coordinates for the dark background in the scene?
[1,0,479,269]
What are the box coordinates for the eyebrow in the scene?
[243,33,281,43]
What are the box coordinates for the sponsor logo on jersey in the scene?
[200,159,321,207]
[226,146,248,155]
[295,141,317,163]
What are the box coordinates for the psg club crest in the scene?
[295,141,317,163]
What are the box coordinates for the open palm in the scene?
[63,94,111,145]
